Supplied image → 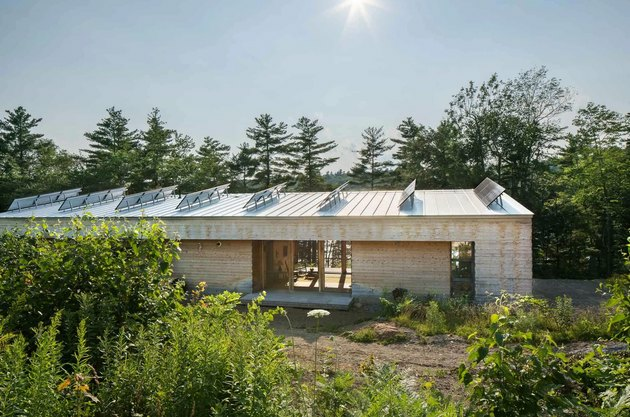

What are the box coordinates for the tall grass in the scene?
[383,293,610,342]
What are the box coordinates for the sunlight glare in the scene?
[332,0,384,32]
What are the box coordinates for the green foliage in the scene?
[82,107,139,191]
[350,126,394,190]
[382,292,610,343]
[0,293,297,417]
[603,238,630,342]
[0,106,81,211]
[311,361,461,417]
[285,117,338,191]
[246,113,292,188]
[459,308,591,416]
[0,217,183,358]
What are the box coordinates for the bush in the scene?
[458,307,592,416]
[0,217,183,359]
[0,293,298,417]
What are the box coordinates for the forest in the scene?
[0,67,628,279]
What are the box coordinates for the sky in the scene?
[1,0,629,171]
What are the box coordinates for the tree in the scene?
[163,132,197,192]
[350,126,394,190]
[246,114,292,188]
[136,108,174,190]
[285,117,338,191]
[83,107,138,191]
[0,107,82,210]
[557,103,629,277]
[228,142,257,192]
[0,106,44,180]
[189,137,230,190]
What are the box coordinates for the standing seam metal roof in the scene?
[0,189,533,219]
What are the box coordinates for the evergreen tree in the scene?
[0,107,82,209]
[286,117,338,191]
[350,126,394,190]
[136,108,174,189]
[189,137,230,190]
[164,132,197,192]
[83,107,138,191]
[0,106,44,179]
[246,114,292,188]
[228,142,257,192]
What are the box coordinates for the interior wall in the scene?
[352,241,451,299]
[173,239,252,293]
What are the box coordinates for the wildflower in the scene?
[307,309,330,319]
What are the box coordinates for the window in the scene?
[451,242,474,297]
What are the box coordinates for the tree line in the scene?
[0,67,628,279]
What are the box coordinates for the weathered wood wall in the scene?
[0,215,532,299]
[352,241,451,298]
[173,239,252,294]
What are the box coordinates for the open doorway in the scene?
[293,240,351,292]
[252,240,351,293]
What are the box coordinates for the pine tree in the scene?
[0,107,81,209]
[190,137,230,190]
[83,107,138,191]
[0,106,44,179]
[246,114,292,188]
[350,126,394,190]
[228,142,257,192]
[286,117,338,191]
[164,132,196,191]
[137,108,173,189]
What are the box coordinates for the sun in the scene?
[333,0,383,30]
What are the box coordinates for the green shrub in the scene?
[0,293,298,417]
[347,327,378,344]
[458,307,592,416]
[0,217,183,360]
[424,301,448,335]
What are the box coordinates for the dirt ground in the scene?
[268,279,614,398]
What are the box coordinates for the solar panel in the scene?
[474,177,505,207]
[8,188,82,211]
[176,183,230,211]
[243,183,286,210]
[318,181,350,210]
[398,179,416,208]
[58,187,127,211]
[115,185,178,212]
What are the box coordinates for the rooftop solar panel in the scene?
[398,179,416,208]
[176,183,230,211]
[474,178,505,207]
[243,183,286,210]
[8,188,82,211]
[115,185,178,212]
[59,187,127,211]
[318,181,350,210]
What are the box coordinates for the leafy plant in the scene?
[458,307,591,416]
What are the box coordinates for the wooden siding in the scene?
[352,241,451,298]
[173,239,252,293]
[0,215,533,299]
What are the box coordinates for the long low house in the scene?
[0,179,533,309]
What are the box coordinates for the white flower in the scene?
[307,309,330,319]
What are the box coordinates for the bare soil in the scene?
[267,279,616,398]
[274,319,469,399]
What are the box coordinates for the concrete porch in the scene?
[241,290,354,310]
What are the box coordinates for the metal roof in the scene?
[0,189,532,219]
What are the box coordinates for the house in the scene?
[0,179,533,308]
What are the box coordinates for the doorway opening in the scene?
[252,240,352,293]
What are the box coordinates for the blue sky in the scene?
[1,0,628,171]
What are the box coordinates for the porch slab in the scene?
[241,290,353,311]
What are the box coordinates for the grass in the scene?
[382,293,611,343]
[345,326,410,345]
